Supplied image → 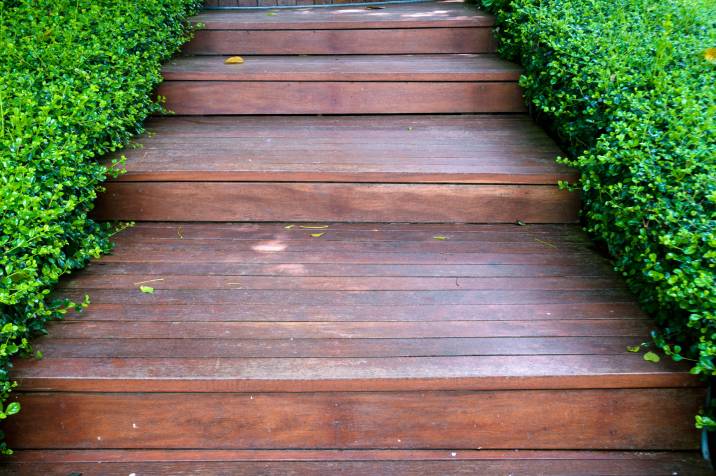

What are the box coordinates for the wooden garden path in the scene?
[1,2,710,474]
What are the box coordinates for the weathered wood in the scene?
[163,55,520,81]
[31,336,644,358]
[114,116,575,184]
[4,390,702,449]
[193,2,494,30]
[159,81,526,114]
[95,183,578,223]
[186,28,494,55]
[2,450,712,476]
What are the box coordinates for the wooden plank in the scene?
[186,28,494,55]
[38,319,651,339]
[60,275,625,291]
[113,115,574,185]
[163,55,519,81]
[94,183,578,223]
[60,302,648,322]
[4,450,712,475]
[4,389,702,449]
[55,288,635,306]
[138,115,554,138]
[158,81,526,114]
[193,2,494,30]
[31,336,644,358]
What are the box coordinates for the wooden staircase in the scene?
[1,2,710,474]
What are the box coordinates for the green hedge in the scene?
[477,0,715,422]
[0,0,201,452]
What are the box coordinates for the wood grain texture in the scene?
[112,115,575,184]
[158,81,526,114]
[186,28,494,55]
[193,2,494,30]
[163,55,519,81]
[2,450,712,476]
[94,183,578,223]
[4,389,702,450]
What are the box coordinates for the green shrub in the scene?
[0,0,201,452]
[477,0,715,420]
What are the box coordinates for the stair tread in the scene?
[4,449,712,475]
[193,1,493,30]
[111,115,575,184]
[163,54,520,81]
[11,223,697,392]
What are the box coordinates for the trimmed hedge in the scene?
[0,0,201,452]
[477,0,715,422]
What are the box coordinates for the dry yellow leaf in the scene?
[300,225,328,229]
[433,235,447,241]
[310,233,325,238]
[224,56,244,64]
[704,48,716,64]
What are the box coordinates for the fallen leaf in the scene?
[224,56,244,64]
[626,345,641,353]
[534,238,557,249]
[433,235,448,241]
[266,11,277,16]
[643,351,661,363]
[515,220,526,226]
[284,224,295,229]
[139,285,155,294]
[310,233,325,238]
[300,225,329,229]
[133,278,164,286]
[704,47,716,64]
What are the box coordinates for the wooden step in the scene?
[3,450,712,475]
[3,223,704,452]
[160,55,524,115]
[188,1,496,55]
[95,115,578,223]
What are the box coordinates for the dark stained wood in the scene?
[193,2,495,30]
[163,55,520,81]
[4,390,702,449]
[9,355,697,392]
[112,116,575,184]
[59,302,648,322]
[159,81,525,114]
[2,450,712,476]
[94,183,578,223]
[37,319,652,339]
[60,275,624,291]
[187,28,494,55]
[31,336,644,358]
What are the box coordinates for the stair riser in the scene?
[5,389,701,450]
[94,183,579,223]
[158,81,526,115]
[185,28,494,55]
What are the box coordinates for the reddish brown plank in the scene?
[113,115,574,184]
[4,390,702,449]
[30,336,644,358]
[60,275,624,291]
[187,28,494,55]
[163,55,519,81]
[193,2,494,30]
[38,319,651,339]
[158,81,526,114]
[3,450,711,476]
[60,302,648,322]
[95,183,577,223]
[55,288,635,306]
